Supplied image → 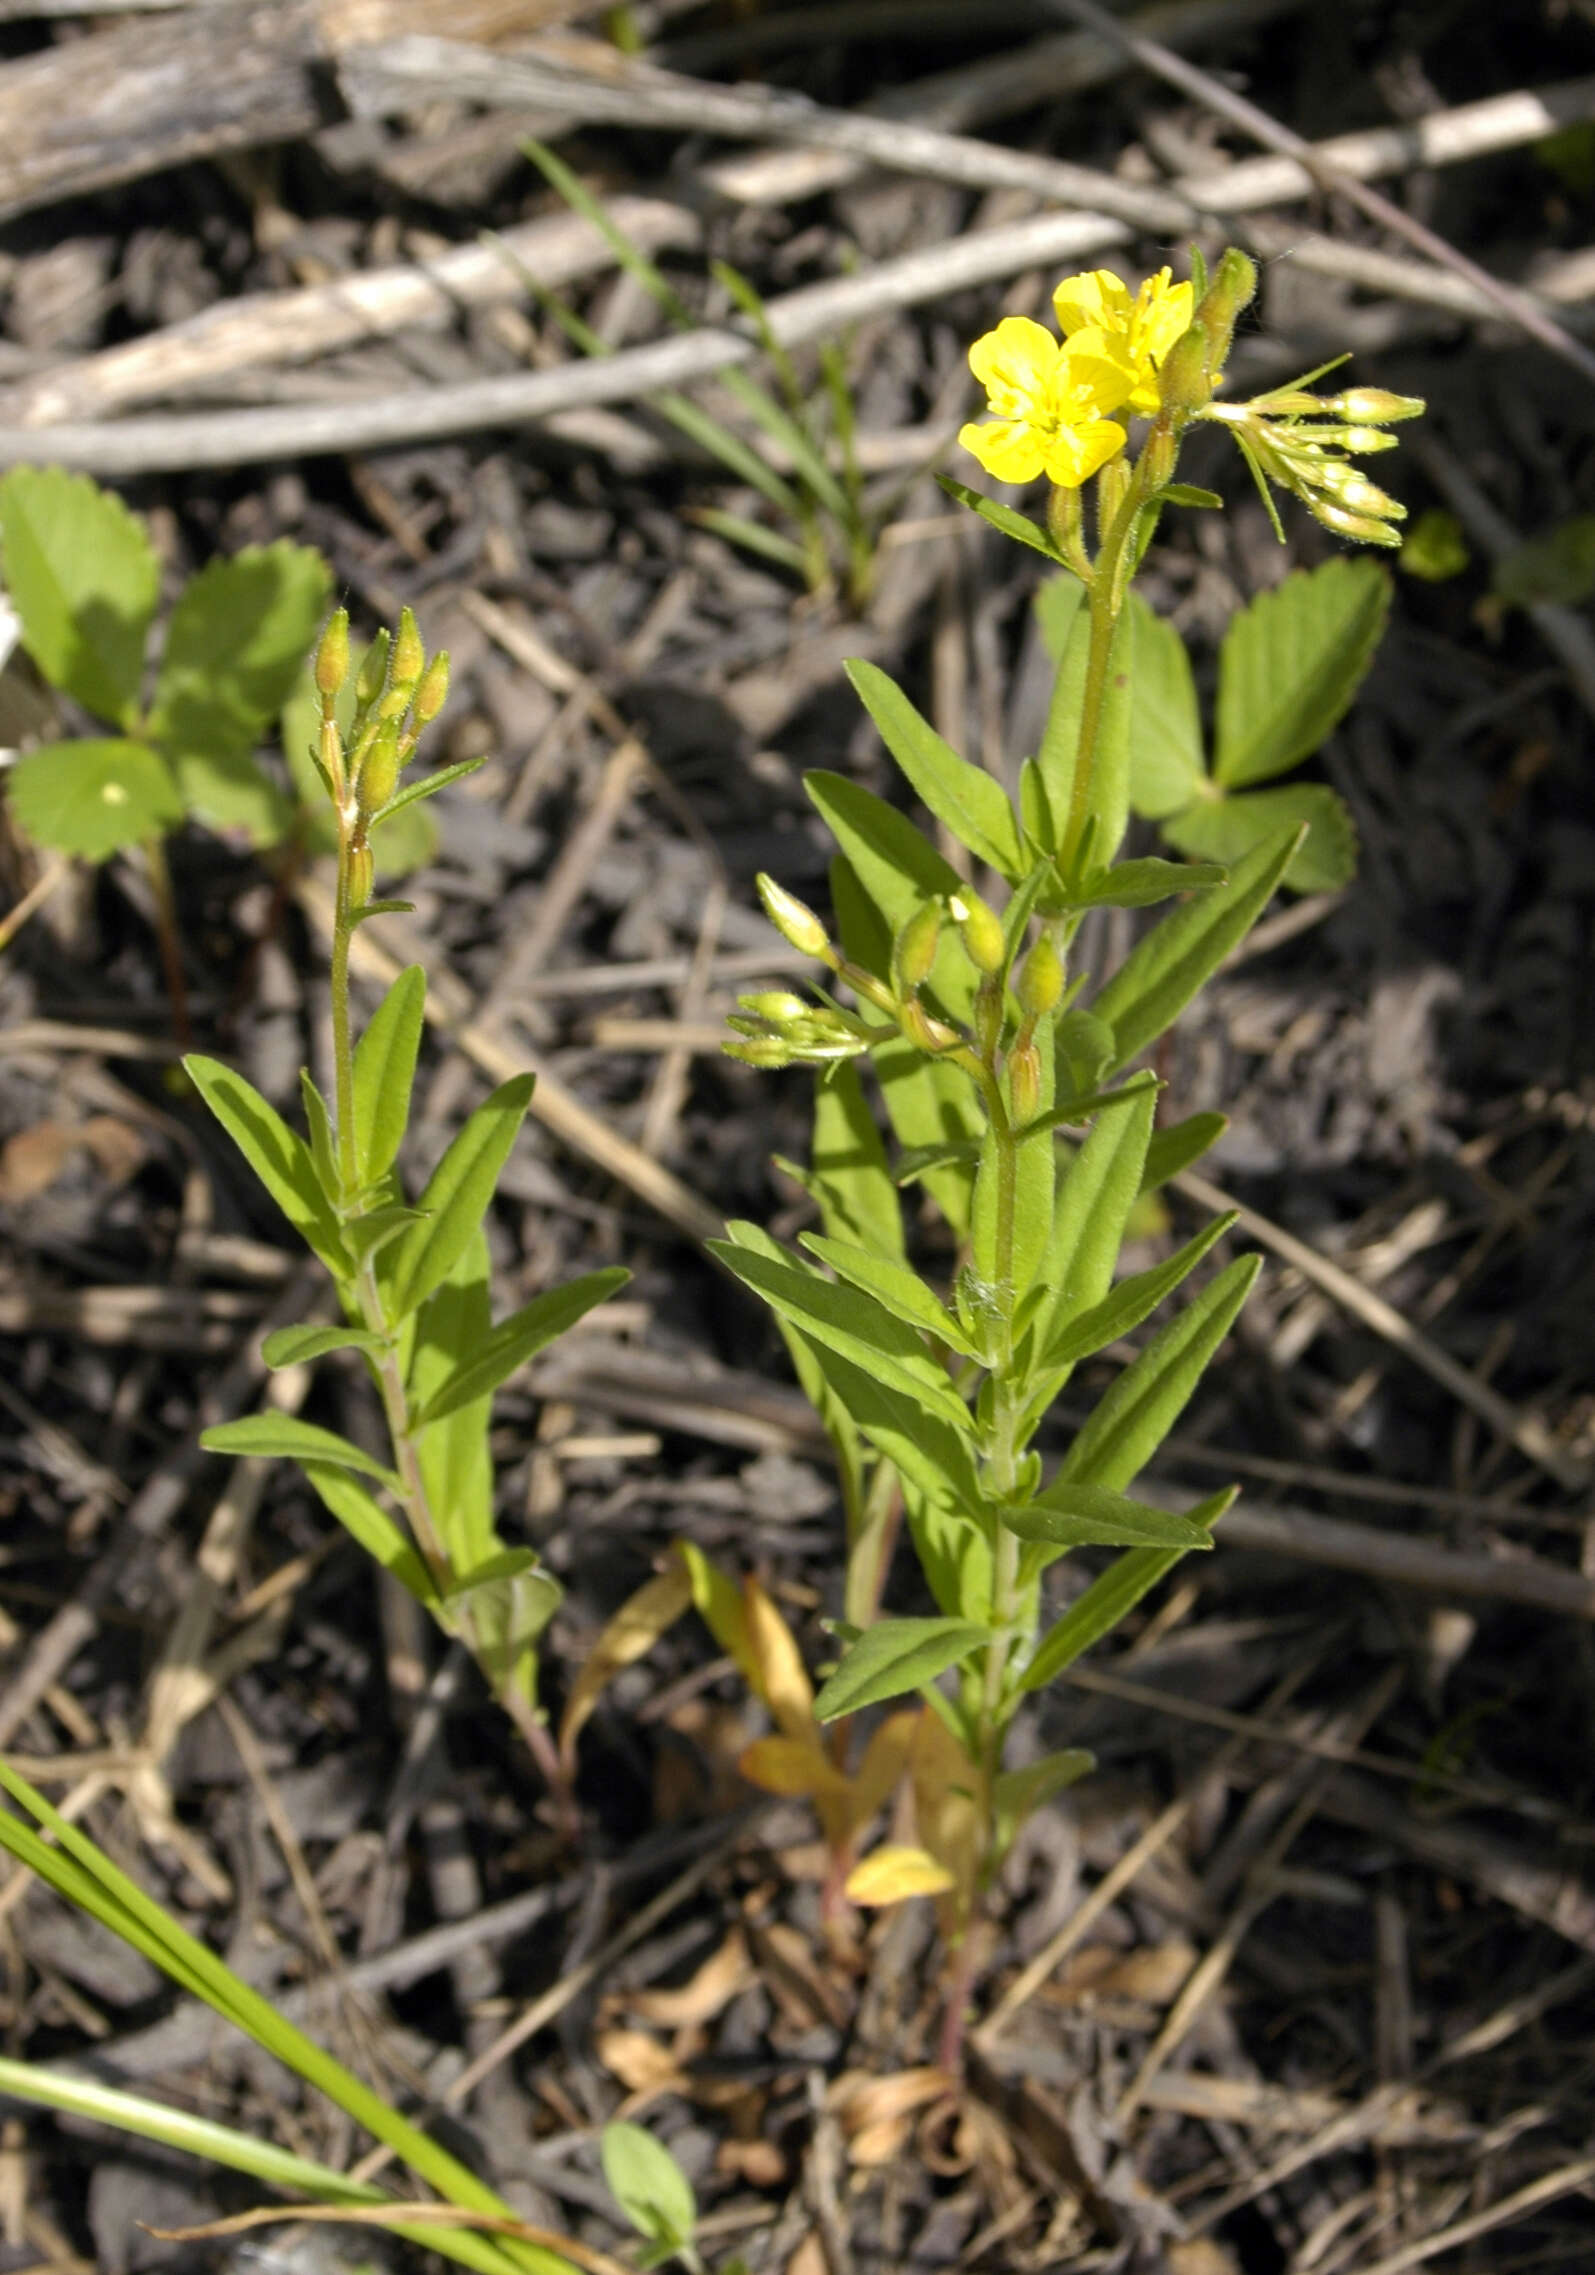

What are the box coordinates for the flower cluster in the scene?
[959,265,1193,489]
[1201,383,1425,548]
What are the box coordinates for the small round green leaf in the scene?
[601,2120,696,2250]
[7,737,181,860]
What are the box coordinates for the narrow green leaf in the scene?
[1035,572,1087,665]
[806,770,974,1020]
[689,507,811,575]
[410,1229,497,1579]
[299,1069,340,1201]
[414,1268,629,1427]
[353,964,427,1188]
[940,474,1066,562]
[1141,1111,1226,1193]
[261,1323,387,1368]
[7,738,182,862]
[302,1461,440,1611]
[0,465,158,727]
[1164,782,1358,894]
[1033,1079,1158,1349]
[390,1073,535,1318]
[992,1750,1094,1847]
[1059,1256,1262,1493]
[711,1230,973,1434]
[1003,1481,1217,1551]
[783,1317,983,1524]
[371,755,490,824]
[1068,855,1226,909]
[807,1059,905,1261]
[1214,556,1388,788]
[1019,1488,1238,1693]
[184,1054,347,1272]
[1039,1213,1235,1372]
[150,540,331,752]
[603,2121,697,2253]
[894,1138,981,1187]
[1161,483,1223,509]
[813,1616,991,1722]
[845,657,1023,878]
[1124,594,1206,821]
[1091,824,1301,1073]
[345,1202,428,1265]
[800,1232,976,1355]
[201,1414,402,1495]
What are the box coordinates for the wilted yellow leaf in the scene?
[558,1563,693,1770]
[742,1573,813,1738]
[845,1844,956,1906]
[739,1733,846,1799]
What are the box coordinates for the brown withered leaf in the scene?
[627,1929,754,2030]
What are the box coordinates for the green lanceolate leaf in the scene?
[1214,555,1388,789]
[1035,571,1087,665]
[941,475,1066,563]
[1091,824,1301,1074]
[1038,1213,1236,1372]
[0,466,159,728]
[1020,1490,1239,1694]
[992,1749,1094,1850]
[353,964,428,1188]
[806,1058,905,1262]
[6,738,182,861]
[413,1268,629,1427]
[302,1462,441,1612]
[1141,1111,1226,1193]
[201,1414,403,1495]
[1028,1078,1158,1362]
[410,1229,497,1578]
[1163,781,1357,894]
[1002,1480,1217,1552]
[1058,1255,1262,1493]
[783,1317,983,1522]
[603,2120,697,2254]
[845,658,1023,879]
[389,1073,535,1319]
[712,1226,973,1434]
[1067,855,1227,909]
[1125,593,1206,821]
[299,1069,340,1201]
[184,1054,348,1272]
[813,1616,991,1722]
[345,1202,428,1265]
[800,1231,977,1356]
[371,754,490,824]
[807,771,975,1020]
[261,1323,387,1368]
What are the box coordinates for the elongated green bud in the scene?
[348,841,373,908]
[356,628,390,709]
[1194,247,1257,372]
[315,609,349,702]
[358,718,402,816]
[391,605,424,693]
[413,649,450,727]
[1325,387,1425,424]
[1311,500,1403,547]
[950,889,1005,977]
[894,901,942,992]
[758,875,830,959]
[738,990,811,1023]
[1157,322,1210,413]
[1008,1040,1041,1124]
[1016,935,1064,1018]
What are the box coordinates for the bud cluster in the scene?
[311,605,450,907]
[1201,380,1424,549]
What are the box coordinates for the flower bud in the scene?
[347,841,373,908]
[1157,322,1211,413]
[900,997,959,1055]
[413,649,450,727]
[1194,247,1257,371]
[1143,422,1179,488]
[358,718,402,816]
[1316,464,1400,518]
[738,990,811,1024]
[757,875,830,959]
[950,890,1005,977]
[1310,499,1403,547]
[893,901,942,993]
[724,1034,793,1068]
[314,609,349,702]
[391,606,424,693]
[355,629,390,710]
[1016,935,1064,1018]
[1325,388,1425,424]
[1008,1040,1041,1124]
[318,714,344,797]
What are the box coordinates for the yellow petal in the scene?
[1057,334,1136,416]
[1042,417,1126,489]
[1136,272,1194,366]
[959,418,1045,484]
[968,315,1061,406]
[1053,268,1131,338]
[845,1844,957,1906]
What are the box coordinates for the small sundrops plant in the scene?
[186,608,627,1824]
[711,250,1421,2059]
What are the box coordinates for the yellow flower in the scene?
[1052,266,1195,417]
[958,316,1131,489]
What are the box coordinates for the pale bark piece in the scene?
[0,0,593,224]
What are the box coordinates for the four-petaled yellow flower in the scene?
[958,316,1132,490]
[1052,265,1195,418]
